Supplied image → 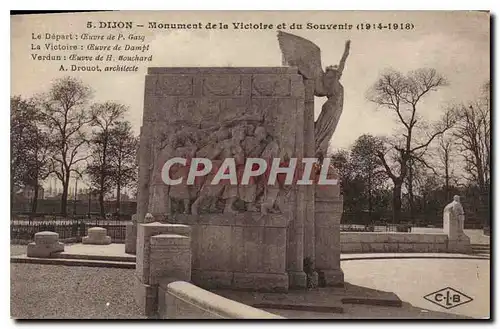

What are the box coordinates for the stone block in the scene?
[252,74,291,96]
[82,227,111,245]
[319,269,344,287]
[448,235,472,253]
[27,231,64,258]
[288,271,307,289]
[191,270,233,289]
[232,272,289,292]
[155,75,194,96]
[341,243,362,253]
[397,242,416,253]
[149,234,192,285]
[34,231,59,244]
[136,222,191,284]
[203,75,242,96]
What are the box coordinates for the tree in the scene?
[367,68,453,223]
[451,81,490,227]
[349,134,387,217]
[40,77,93,216]
[108,121,138,212]
[436,133,457,201]
[10,96,51,212]
[87,102,127,217]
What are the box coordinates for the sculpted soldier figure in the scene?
[167,132,197,214]
[240,125,269,211]
[190,127,231,215]
[277,31,351,160]
[220,125,247,214]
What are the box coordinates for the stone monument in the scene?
[82,227,112,245]
[443,195,471,253]
[27,231,64,258]
[135,32,348,292]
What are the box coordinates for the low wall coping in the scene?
[165,281,284,319]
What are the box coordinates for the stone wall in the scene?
[158,280,284,319]
[170,213,289,292]
[341,232,449,253]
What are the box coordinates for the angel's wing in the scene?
[277,31,324,80]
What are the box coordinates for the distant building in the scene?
[17,185,44,200]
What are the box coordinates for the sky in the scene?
[10,11,490,191]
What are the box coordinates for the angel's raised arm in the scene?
[337,40,351,76]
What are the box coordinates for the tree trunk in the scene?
[116,183,121,214]
[61,176,69,216]
[408,161,415,222]
[99,190,105,218]
[368,170,373,218]
[31,183,38,213]
[392,182,402,224]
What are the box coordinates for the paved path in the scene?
[341,258,490,319]
[341,252,489,261]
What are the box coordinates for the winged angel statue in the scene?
[277,31,350,159]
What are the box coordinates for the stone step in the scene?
[471,246,490,251]
[252,302,344,313]
[10,255,135,269]
[54,251,136,262]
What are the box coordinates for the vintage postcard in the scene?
[10,10,490,320]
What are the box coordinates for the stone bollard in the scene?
[82,227,112,245]
[27,231,64,258]
[134,222,191,317]
[314,184,344,286]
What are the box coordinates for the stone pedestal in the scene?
[314,184,344,286]
[135,222,191,316]
[82,227,111,245]
[171,213,289,292]
[149,234,191,285]
[27,231,64,258]
[444,211,471,253]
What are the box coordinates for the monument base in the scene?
[27,241,64,258]
[318,269,345,287]
[192,270,289,292]
[233,272,288,292]
[448,235,472,254]
[288,271,307,289]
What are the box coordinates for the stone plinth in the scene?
[149,234,191,285]
[27,231,64,258]
[443,196,471,254]
[314,185,344,286]
[135,222,191,316]
[444,212,471,253]
[82,227,111,245]
[171,212,289,292]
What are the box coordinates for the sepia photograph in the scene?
[9,10,490,320]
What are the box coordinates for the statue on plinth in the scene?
[277,31,350,160]
[444,195,465,231]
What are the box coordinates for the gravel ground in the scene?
[11,263,146,319]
